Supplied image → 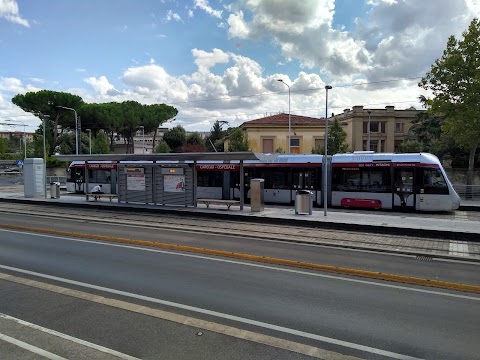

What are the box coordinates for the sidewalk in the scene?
[0,190,479,242]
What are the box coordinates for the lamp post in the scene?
[277,79,291,153]
[324,85,332,216]
[56,106,79,154]
[367,110,371,151]
[139,126,145,154]
[42,114,50,198]
[86,129,92,154]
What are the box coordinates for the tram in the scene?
[66,152,460,212]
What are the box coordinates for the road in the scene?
[0,213,479,359]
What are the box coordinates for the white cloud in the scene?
[194,0,223,19]
[0,0,29,27]
[84,76,121,96]
[227,11,250,39]
[188,9,194,18]
[191,48,230,70]
[165,9,181,22]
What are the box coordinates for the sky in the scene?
[0,0,479,134]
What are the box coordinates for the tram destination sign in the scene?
[197,164,239,171]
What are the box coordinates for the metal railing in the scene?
[46,176,67,189]
[453,185,480,201]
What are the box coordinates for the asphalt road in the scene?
[0,211,479,285]
[1,221,479,359]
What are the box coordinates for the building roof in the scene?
[240,113,330,127]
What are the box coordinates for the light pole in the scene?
[42,114,50,198]
[139,126,145,154]
[367,110,371,151]
[56,106,79,154]
[277,79,291,153]
[86,129,92,154]
[324,85,332,216]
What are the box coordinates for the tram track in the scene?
[0,202,478,261]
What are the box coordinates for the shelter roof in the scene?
[53,152,260,162]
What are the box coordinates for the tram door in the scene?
[292,168,318,205]
[392,168,415,210]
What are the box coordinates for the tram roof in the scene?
[53,152,260,162]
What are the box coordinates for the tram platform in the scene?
[0,190,479,243]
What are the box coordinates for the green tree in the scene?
[313,119,348,154]
[419,18,480,185]
[227,127,250,152]
[55,132,76,155]
[92,131,110,154]
[207,120,228,152]
[12,90,84,154]
[0,138,8,157]
[163,125,186,152]
[396,140,424,153]
[154,140,171,153]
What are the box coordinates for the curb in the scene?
[1,197,479,242]
[1,223,479,295]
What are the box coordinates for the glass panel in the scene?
[290,138,300,146]
[421,168,449,194]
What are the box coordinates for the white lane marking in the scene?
[1,228,480,301]
[449,241,469,257]
[0,333,67,360]
[0,313,140,360]
[454,211,468,220]
[0,265,421,360]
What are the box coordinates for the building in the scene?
[333,105,423,152]
[236,106,423,154]
[239,113,330,154]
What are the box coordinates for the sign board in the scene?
[127,174,145,191]
[164,175,185,192]
[161,168,184,175]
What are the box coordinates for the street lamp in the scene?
[86,129,92,154]
[56,106,79,155]
[42,114,50,198]
[367,110,371,151]
[277,79,291,153]
[324,85,332,216]
[139,126,145,154]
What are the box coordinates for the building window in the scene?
[262,138,274,153]
[290,138,300,154]
[380,140,385,152]
[314,138,324,151]
[395,122,404,133]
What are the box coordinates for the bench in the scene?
[197,199,240,209]
[87,193,118,202]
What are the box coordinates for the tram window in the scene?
[88,169,112,184]
[420,168,449,194]
[332,167,390,192]
[257,168,290,189]
[197,171,223,187]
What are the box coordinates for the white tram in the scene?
[66,152,460,212]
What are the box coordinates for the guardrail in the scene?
[453,185,480,201]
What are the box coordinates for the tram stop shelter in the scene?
[54,152,260,210]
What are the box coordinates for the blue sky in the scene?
[1,0,479,133]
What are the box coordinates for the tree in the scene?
[155,140,171,153]
[181,132,206,152]
[396,140,424,153]
[92,131,111,154]
[419,18,480,185]
[12,90,84,155]
[0,138,8,157]
[227,127,250,152]
[313,119,348,154]
[163,125,186,152]
[207,120,228,152]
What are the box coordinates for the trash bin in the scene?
[50,182,60,199]
[295,190,312,215]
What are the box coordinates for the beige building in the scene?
[334,105,423,152]
[239,113,330,153]
[236,106,422,154]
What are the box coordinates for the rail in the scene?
[453,185,480,201]
[46,176,67,189]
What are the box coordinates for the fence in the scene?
[453,185,480,201]
[46,176,67,189]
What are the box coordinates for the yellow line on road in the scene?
[2,223,480,295]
